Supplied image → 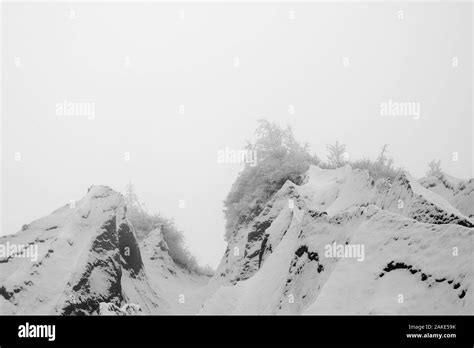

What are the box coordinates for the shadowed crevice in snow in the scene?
[378,261,467,299]
[238,184,307,282]
[291,244,325,275]
[247,219,273,244]
[295,245,320,262]
[0,286,14,300]
[118,221,144,276]
[258,234,270,268]
[92,218,119,253]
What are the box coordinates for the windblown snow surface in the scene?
[1,165,472,315]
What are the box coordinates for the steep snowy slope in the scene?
[0,186,163,315]
[420,174,463,200]
[140,226,212,314]
[420,174,474,220]
[375,173,472,228]
[0,186,213,315]
[202,165,473,314]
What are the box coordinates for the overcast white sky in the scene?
[1,2,472,267]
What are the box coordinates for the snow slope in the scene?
[420,174,474,220]
[140,226,212,314]
[202,165,473,314]
[0,186,209,315]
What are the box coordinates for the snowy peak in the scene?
[0,186,160,315]
[298,165,375,216]
[204,165,473,314]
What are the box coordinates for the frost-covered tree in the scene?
[427,159,442,177]
[223,119,315,240]
[375,144,394,169]
[326,141,347,168]
[124,181,145,220]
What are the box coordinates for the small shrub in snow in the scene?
[350,145,402,181]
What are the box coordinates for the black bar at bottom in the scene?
[0,315,472,346]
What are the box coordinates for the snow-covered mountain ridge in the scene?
[203,165,473,314]
[1,165,472,315]
[0,186,208,315]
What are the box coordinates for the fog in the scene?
[1,2,472,267]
